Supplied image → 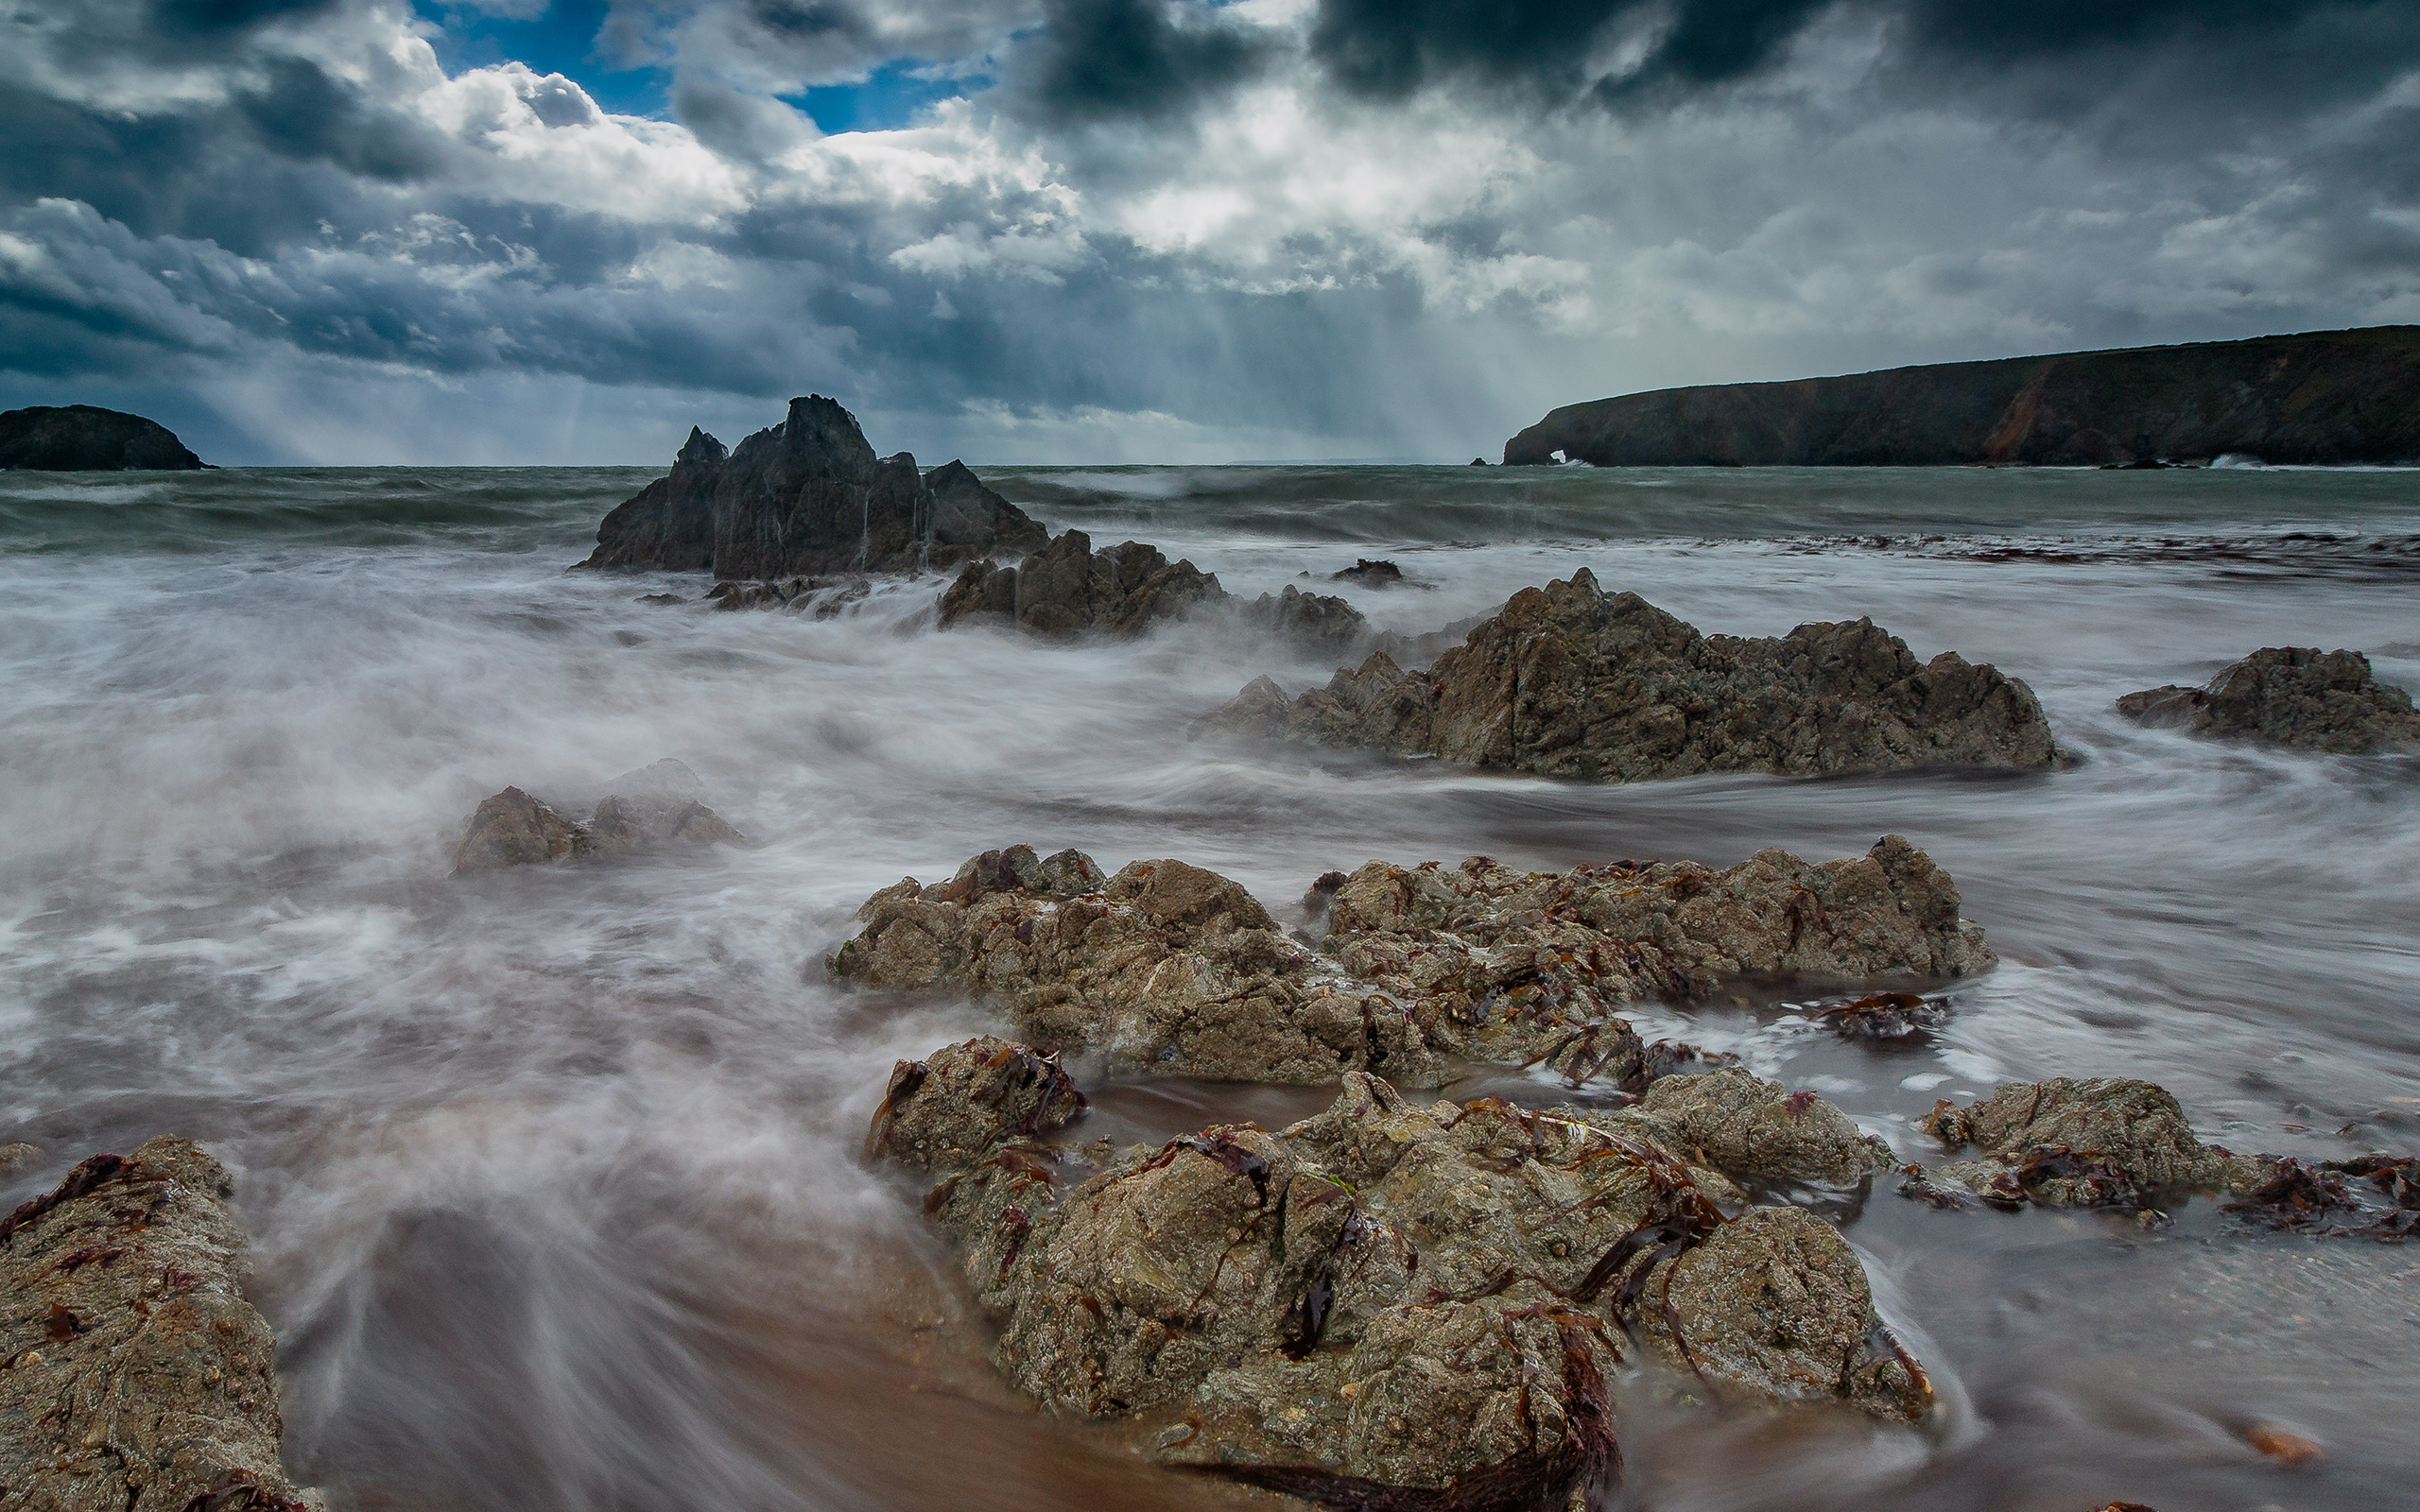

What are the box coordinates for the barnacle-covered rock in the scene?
[867,1057,1933,1508]
[833,838,1993,1091]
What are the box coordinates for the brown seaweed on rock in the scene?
[867,1046,1931,1510]
[1904,1078,2419,1234]
[0,1138,320,1511]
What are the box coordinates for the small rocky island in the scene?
[0,404,204,471]
[580,396,1047,577]
[1504,325,2420,467]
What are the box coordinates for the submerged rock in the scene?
[0,1137,319,1510]
[0,404,204,471]
[2117,646,2420,754]
[831,837,1993,1088]
[1203,570,2060,782]
[580,397,1046,577]
[871,1053,1931,1506]
[452,761,745,874]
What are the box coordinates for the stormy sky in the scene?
[5,1,2417,462]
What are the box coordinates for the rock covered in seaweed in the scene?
[453,760,746,875]
[830,837,1993,1090]
[869,1054,1931,1506]
[0,1137,320,1510]
[1906,1076,2420,1234]
[2117,646,2420,754]
[579,396,1046,577]
[1201,569,2060,782]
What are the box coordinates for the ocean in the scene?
[2,461,2416,1508]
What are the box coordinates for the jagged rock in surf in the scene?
[703,575,871,617]
[829,836,1991,1089]
[1329,558,1405,587]
[2117,646,2420,754]
[1317,838,1993,1072]
[454,787,592,873]
[0,1137,320,1510]
[867,1056,1930,1506]
[1200,570,2061,782]
[1902,1077,2252,1214]
[579,396,1046,577]
[936,528,1229,638]
[453,761,745,874]
[0,404,204,471]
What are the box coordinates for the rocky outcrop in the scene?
[579,397,1046,577]
[453,761,744,875]
[1504,325,2420,467]
[1905,1076,2419,1236]
[830,836,1991,1086]
[0,405,205,471]
[0,1137,318,1510]
[936,529,1230,638]
[1907,1078,2238,1211]
[1201,571,2059,782]
[2117,647,2420,754]
[869,1047,1930,1508]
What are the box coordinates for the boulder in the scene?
[453,787,590,873]
[936,529,1227,639]
[0,1137,319,1510]
[831,837,1992,1088]
[1906,1077,2420,1233]
[1329,559,1405,587]
[1203,570,2061,782]
[452,763,745,874]
[871,1058,1931,1506]
[2117,647,2420,754]
[0,405,204,471]
[1631,1071,1895,1188]
[1903,1078,2238,1211]
[579,397,1046,577]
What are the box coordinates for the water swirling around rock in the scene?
[0,462,2415,1509]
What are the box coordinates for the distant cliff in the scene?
[1504,327,2420,467]
[0,405,204,470]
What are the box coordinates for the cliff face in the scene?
[1504,326,2420,467]
[0,404,204,470]
[581,395,1046,576]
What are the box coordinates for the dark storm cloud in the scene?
[235,57,453,181]
[1306,0,1831,106]
[1304,0,2420,116]
[1013,0,1270,123]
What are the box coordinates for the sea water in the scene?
[2,462,2416,1508]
